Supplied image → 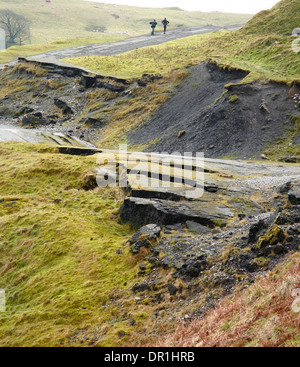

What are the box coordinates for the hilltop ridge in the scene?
[240,0,300,35]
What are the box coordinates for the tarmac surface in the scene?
[0,123,95,147]
[27,25,241,61]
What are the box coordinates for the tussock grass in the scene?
[12,63,48,77]
[0,143,140,346]
[156,253,300,347]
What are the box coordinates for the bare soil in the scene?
[128,62,300,159]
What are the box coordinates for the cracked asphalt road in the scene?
[27,25,241,62]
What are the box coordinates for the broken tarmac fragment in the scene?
[120,197,233,228]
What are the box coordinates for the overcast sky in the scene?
[87,0,280,14]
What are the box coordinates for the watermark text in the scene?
[96,145,205,199]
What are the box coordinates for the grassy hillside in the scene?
[241,0,300,35]
[0,0,251,45]
[0,142,183,346]
[66,0,300,84]
[0,143,134,346]
[0,142,215,347]
[0,0,299,348]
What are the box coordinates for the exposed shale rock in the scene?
[54,98,74,115]
[185,220,212,234]
[125,179,300,313]
[128,224,161,254]
[275,206,300,225]
[21,111,47,127]
[247,211,279,243]
[80,73,130,92]
[79,75,97,89]
[0,59,133,147]
[120,197,233,228]
[58,146,100,156]
[288,190,300,205]
[128,62,300,159]
[137,73,162,87]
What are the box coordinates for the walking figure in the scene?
[150,19,157,35]
[162,18,169,34]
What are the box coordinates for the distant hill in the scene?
[0,0,252,44]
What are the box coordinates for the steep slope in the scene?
[156,252,300,347]
[128,62,299,159]
[127,0,300,159]
[0,0,299,349]
[240,0,300,35]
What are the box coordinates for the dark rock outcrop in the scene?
[82,117,105,128]
[275,206,300,225]
[128,223,161,254]
[288,190,300,205]
[120,197,233,228]
[79,75,97,89]
[54,98,74,115]
[21,111,46,127]
[185,220,211,234]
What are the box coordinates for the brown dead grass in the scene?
[155,253,300,347]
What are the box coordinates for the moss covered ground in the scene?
[0,143,139,346]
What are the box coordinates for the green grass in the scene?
[0,142,140,346]
[228,94,239,103]
[263,116,300,160]
[64,0,300,84]
[0,143,195,347]
[63,31,220,79]
[1,143,299,347]
[0,35,127,65]
[65,30,299,83]
[0,0,299,347]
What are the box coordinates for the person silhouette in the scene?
[150,19,157,35]
[162,18,169,34]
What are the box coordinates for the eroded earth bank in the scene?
[0,57,300,345]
